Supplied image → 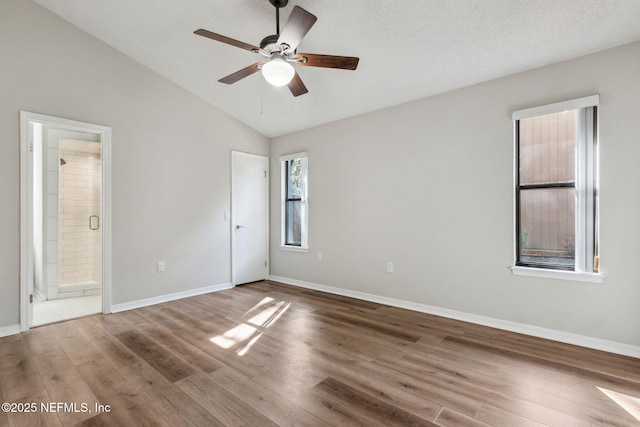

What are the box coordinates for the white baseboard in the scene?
[0,324,21,338]
[268,275,640,359]
[111,282,233,313]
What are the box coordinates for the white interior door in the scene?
[231,151,269,285]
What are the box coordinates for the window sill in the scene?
[511,266,603,284]
[280,245,309,253]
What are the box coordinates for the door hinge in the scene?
[264,170,268,178]
[29,142,33,153]
[30,294,33,303]
[265,260,268,267]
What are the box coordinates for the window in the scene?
[513,95,599,278]
[280,152,308,249]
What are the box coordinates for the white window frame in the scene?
[511,95,603,283]
[280,152,308,251]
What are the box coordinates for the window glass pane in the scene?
[287,159,303,199]
[519,111,576,185]
[286,200,302,245]
[519,188,575,268]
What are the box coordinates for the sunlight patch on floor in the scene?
[210,297,290,356]
[248,300,290,328]
[237,332,263,356]
[243,297,274,317]
[210,323,257,349]
[598,387,640,421]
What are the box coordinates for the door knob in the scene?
[235,225,245,230]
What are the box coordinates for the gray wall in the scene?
[270,41,640,348]
[3,0,639,350]
[0,0,268,329]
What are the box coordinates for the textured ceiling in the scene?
[33,0,640,137]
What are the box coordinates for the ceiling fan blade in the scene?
[277,6,317,52]
[288,72,308,97]
[194,29,258,52]
[219,62,264,85]
[295,53,359,70]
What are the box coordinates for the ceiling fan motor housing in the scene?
[259,34,297,59]
[260,34,280,50]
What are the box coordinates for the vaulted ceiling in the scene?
[33,0,640,137]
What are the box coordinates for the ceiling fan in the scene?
[194,0,359,97]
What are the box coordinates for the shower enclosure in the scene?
[32,126,102,301]
[57,139,102,298]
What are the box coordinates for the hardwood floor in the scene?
[1,280,639,426]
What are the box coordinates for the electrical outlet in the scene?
[386,262,394,273]
[157,261,165,272]
[317,252,323,261]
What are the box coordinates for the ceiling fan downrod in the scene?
[269,0,289,35]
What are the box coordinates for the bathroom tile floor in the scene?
[33,294,102,326]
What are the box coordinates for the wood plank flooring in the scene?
[1,280,639,426]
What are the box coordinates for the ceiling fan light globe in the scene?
[262,59,295,87]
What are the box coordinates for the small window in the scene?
[280,152,308,249]
[514,96,599,273]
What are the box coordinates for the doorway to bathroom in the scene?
[20,112,112,329]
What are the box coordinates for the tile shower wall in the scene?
[44,128,63,300]
[58,140,102,288]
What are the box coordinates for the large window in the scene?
[280,152,308,249]
[514,95,599,277]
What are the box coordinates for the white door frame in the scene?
[19,111,112,330]
[230,151,269,286]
